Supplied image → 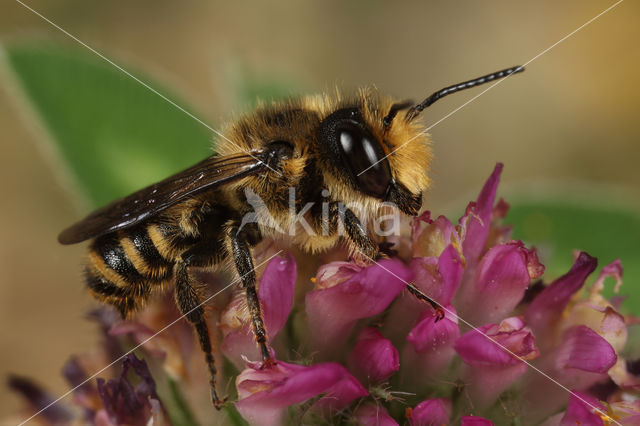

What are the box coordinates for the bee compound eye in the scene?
[337,123,391,198]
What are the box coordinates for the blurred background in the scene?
[1,0,638,419]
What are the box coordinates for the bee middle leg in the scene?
[225,223,273,365]
[175,242,227,409]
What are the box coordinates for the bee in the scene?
[59,65,524,408]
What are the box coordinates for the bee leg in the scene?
[334,203,379,260]
[334,204,443,319]
[405,282,445,321]
[174,259,226,409]
[227,225,273,365]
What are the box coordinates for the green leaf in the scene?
[2,43,212,207]
[222,403,250,426]
[166,378,200,426]
[507,200,640,312]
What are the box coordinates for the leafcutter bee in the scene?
[59,65,524,408]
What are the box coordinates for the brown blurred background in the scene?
[1,0,638,419]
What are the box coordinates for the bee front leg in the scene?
[331,202,379,260]
[333,203,444,320]
[226,224,273,365]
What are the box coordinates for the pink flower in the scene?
[22,163,639,425]
[235,360,367,426]
[347,327,400,384]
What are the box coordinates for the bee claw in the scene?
[259,357,277,370]
[212,395,229,410]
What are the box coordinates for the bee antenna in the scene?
[383,100,413,128]
[405,65,525,122]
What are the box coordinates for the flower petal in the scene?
[410,244,463,307]
[354,404,398,426]
[63,356,100,416]
[235,360,367,426]
[564,303,627,354]
[525,252,598,335]
[305,259,412,356]
[409,398,451,426]
[454,317,538,408]
[457,241,539,325]
[402,305,459,383]
[221,254,296,363]
[609,400,640,423]
[460,415,494,425]
[455,317,538,367]
[412,214,460,259]
[96,354,166,426]
[591,259,623,296]
[459,163,503,264]
[260,253,297,335]
[408,306,459,353]
[348,327,399,384]
[523,325,616,422]
[315,261,363,290]
[560,391,607,426]
[555,325,616,374]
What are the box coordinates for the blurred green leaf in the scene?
[507,200,640,311]
[166,378,199,426]
[3,43,212,207]
[222,404,250,426]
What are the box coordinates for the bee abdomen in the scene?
[85,269,140,317]
[120,225,174,281]
[86,230,173,316]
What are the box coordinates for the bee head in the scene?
[316,65,525,215]
[317,90,431,216]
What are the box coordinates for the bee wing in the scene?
[58,151,268,244]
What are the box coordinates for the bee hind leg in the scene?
[174,259,226,409]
